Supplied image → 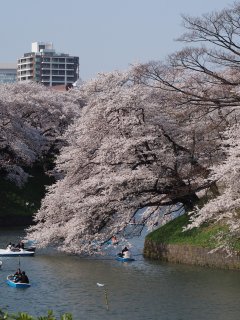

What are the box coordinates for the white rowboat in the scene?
[0,249,35,257]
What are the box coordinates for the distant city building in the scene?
[17,42,79,87]
[0,63,17,83]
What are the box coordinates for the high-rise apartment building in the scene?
[17,42,79,86]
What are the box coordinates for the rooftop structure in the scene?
[17,42,79,87]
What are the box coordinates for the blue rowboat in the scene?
[106,240,119,246]
[7,275,31,288]
[116,256,135,262]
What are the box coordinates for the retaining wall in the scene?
[144,239,240,269]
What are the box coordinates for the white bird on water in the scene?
[97,283,105,287]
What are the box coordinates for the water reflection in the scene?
[0,228,239,320]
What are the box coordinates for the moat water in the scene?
[0,228,240,320]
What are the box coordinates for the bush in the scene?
[0,310,73,320]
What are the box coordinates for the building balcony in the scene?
[18,60,34,65]
[18,67,34,72]
[18,73,33,78]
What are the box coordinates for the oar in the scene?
[104,286,109,311]
[18,255,21,269]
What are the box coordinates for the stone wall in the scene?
[144,239,240,269]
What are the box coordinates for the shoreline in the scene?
[143,239,240,270]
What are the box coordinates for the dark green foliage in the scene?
[0,165,54,225]
[0,310,73,320]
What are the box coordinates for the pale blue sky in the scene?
[1,0,233,80]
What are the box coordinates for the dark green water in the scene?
[0,228,240,320]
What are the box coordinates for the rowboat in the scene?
[0,249,35,257]
[116,256,135,262]
[7,275,31,288]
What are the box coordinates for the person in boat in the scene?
[122,246,128,254]
[122,246,132,258]
[111,235,118,245]
[118,246,130,258]
[13,268,22,282]
[15,240,25,249]
[6,242,13,251]
[19,271,29,283]
[122,248,131,259]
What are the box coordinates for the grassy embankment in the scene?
[146,213,240,251]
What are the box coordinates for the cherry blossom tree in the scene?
[28,2,240,254]
[186,103,240,254]
[134,2,240,252]
[0,81,81,186]
[174,2,240,251]
[27,68,227,254]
